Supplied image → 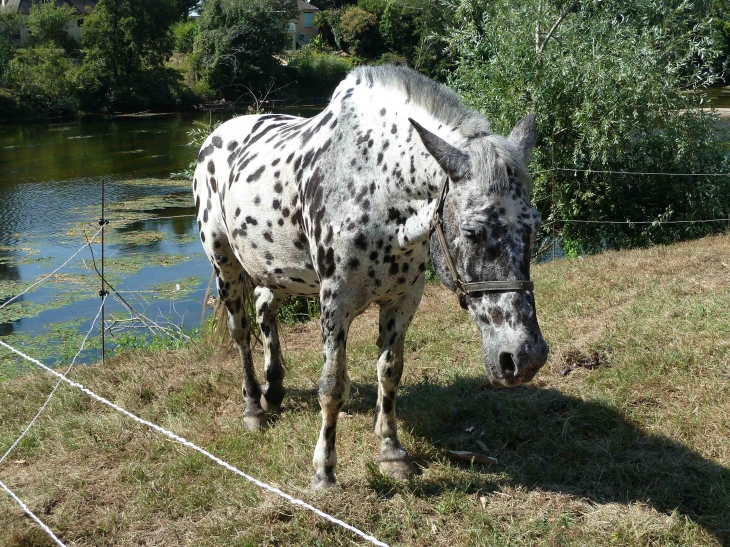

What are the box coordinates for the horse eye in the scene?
[460,225,482,241]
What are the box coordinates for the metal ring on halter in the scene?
[429,176,535,308]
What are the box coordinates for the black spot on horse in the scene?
[198,143,214,163]
[247,165,265,183]
[354,233,368,250]
[211,136,223,148]
[380,108,386,116]
[245,216,258,226]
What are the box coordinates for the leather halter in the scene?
[429,177,534,307]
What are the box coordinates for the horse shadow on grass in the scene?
[328,377,730,545]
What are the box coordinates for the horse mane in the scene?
[351,65,492,139]
[350,65,533,194]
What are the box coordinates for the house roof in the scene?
[1,0,96,16]
[297,0,318,11]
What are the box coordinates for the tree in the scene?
[80,0,180,107]
[191,0,296,97]
[379,0,450,75]
[446,0,729,255]
[25,0,74,44]
[8,45,79,113]
[339,5,380,57]
[0,11,19,84]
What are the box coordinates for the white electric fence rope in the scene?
[0,224,105,311]
[0,296,107,467]
[0,479,66,547]
[0,339,391,547]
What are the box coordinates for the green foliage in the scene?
[339,5,381,57]
[380,0,451,76]
[277,296,321,323]
[446,0,730,254]
[191,0,296,98]
[25,0,74,44]
[290,49,352,97]
[172,19,198,54]
[712,0,730,82]
[314,8,344,49]
[305,33,327,52]
[0,12,19,84]
[80,0,180,109]
[357,0,386,18]
[170,117,226,180]
[7,45,79,114]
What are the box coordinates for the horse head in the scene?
[412,114,549,387]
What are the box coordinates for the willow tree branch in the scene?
[539,0,579,53]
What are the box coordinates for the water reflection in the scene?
[0,108,323,365]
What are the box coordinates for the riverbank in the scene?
[1,233,728,546]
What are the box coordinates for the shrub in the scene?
[25,0,74,44]
[8,46,79,114]
[447,0,730,254]
[172,19,198,54]
[292,50,352,98]
[339,6,381,57]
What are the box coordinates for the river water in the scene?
[0,109,319,374]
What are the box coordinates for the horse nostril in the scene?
[498,352,516,378]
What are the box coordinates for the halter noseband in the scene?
[429,177,534,308]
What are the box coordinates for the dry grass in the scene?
[1,233,729,546]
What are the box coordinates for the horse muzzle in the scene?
[483,336,549,387]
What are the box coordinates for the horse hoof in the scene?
[311,471,337,489]
[379,459,415,480]
[260,395,281,414]
[243,412,268,432]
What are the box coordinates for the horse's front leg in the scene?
[254,287,286,413]
[312,284,352,489]
[374,282,424,479]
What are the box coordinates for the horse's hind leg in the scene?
[312,287,353,489]
[254,287,286,412]
[208,240,267,432]
[374,282,425,479]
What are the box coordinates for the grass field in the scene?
[1,233,729,546]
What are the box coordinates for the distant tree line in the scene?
[1,0,728,254]
[0,0,199,116]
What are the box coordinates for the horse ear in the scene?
[508,113,537,164]
[409,118,469,180]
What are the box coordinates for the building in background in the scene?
[287,0,318,50]
[0,0,96,47]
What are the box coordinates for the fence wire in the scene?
[0,338,391,547]
[0,224,104,312]
[0,479,66,547]
[2,164,729,547]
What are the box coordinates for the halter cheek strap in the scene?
[429,177,535,305]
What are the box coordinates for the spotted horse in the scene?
[193,65,549,488]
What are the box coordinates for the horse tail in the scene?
[202,267,262,347]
